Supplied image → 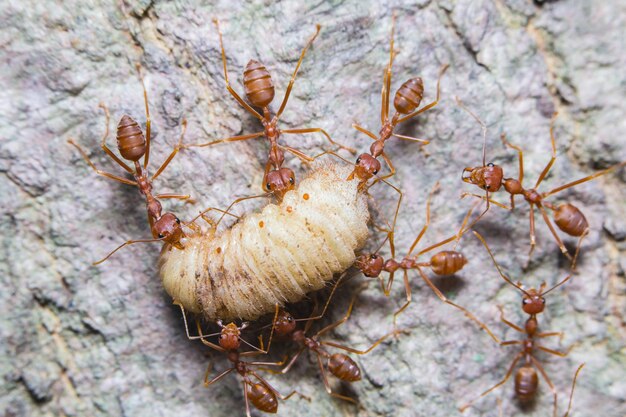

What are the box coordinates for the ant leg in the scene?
[472,231,526,293]
[459,352,524,412]
[92,237,162,265]
[392,133,430,145]
[299,273,347,329]
[460,192,511,210]
[316,354,357,403]
[174,302,207,341]
[67,139,137,186]
[500,133,524,184]
[529,204,537,261]
[381,14,395,124]
[281,127,356,154]
[314,291,360,338]
[216,194,270,227]
[538,205,573,260]
[242,380,252,417]
[97,103,134,173]
[135,63,153,170]
[368,176,403,246]
[184,131,264,149]
[497,306,524,333]
[536,345,571,358]
[252,372,310,402]
[530,356,558,417]
[155,193,191,200]
[416,267,500,343]
[456,96,487,166]
[382,271,396,297]
[407,182,439,256]
[392,270,412,325]
[455,198,487,242]
[571,229,589,271]
[373,152,396,184]
[278,144,314,163]
[352,123,378,140]
[543,160,626,198]
[396,64,449,123]
[322,327,403,354]
[275,24,321,119]
[212,19,263,121]
[279,347,306,374]
[204,367,233,387]
[534,112,559,188]
[241,305,280,356]
[563,363,585,417]
[151,119,187,180]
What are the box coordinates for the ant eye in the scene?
[485,185,490,190]
[541,298,545,304]
[522,299,530,304]
[289,177,294,184]
[373,169,378,175]
[371,254,378,259]
[487,162,494,167]
[158,233,164,239]
[356,157,361,164]
[266,182,272,190]
[175,218,181,224]
[287,317,293,322]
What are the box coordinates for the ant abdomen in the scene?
[243,59,275,108]
[553,203,588,237]
[328,353,361,382]
[247,382,278,413]
[514,366,538,402]
[430,250,467,276]
[116,115,146,161]
[393,77,424,114]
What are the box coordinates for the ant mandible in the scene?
[184,19,354,200]
[67,64,194,264]
[457,98,625,268]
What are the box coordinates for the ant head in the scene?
[247,381,278,413]
[273,310,296,336]
[116,115,146,162]
[355,253,384,278]
[461,164,503,192]
[521,288,546,315]
[264,168,296,198]
[153,213,184,249]
[351,153,381,181]
[328,353,361,382]
[243,60,275,108]
[218,322,242,351]
[393,77,424,115]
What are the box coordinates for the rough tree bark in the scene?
[1,1,625,416]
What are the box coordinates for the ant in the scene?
[184,19,354,200]
[182,307,306,417]
[354,183,498,342]
[68,64,195,265]
[270,277,401,403]
[457,98,626,268]
[348,14,448,185]
[460,231,585,417]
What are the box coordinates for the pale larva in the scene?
[159,162,370,321]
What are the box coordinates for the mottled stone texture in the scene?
[1,1,625,416]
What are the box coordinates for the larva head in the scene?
[273,310,296,337]
[328,353,361,382]
[393,77,424,115]
[116,115,146,162]
[247,381,278,413]
[243,60,275,108]
[462,163,503,192]
[264,168,295,198]
[521,288,545,315]
[349,153,381,182]
[355,254,384,277]
[554,203,588,237]
[153,213,184,249]
[218,322,242,351]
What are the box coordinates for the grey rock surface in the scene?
[1,1,625,417]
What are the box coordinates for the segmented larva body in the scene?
[159,163,369,321]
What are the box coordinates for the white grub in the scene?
[159,162,370,321]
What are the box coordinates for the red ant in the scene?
[348,14,448,185]
[179,306,307,416]
[68,64,195,265]
[354,183,498,342]
[460,231,585,417]
[184,19,354,200]
[457,98,625,268]
[270,278,401,403]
